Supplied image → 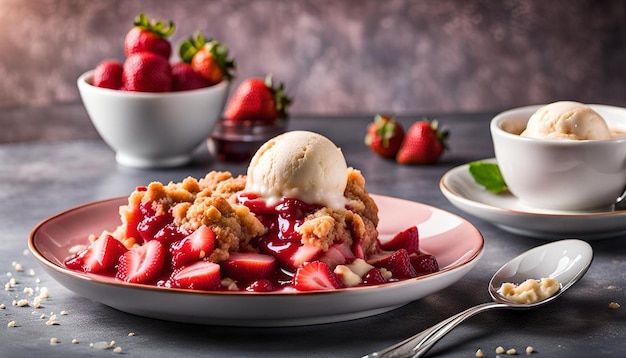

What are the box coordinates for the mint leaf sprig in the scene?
[468,161,508,194]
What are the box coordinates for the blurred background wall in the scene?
[1,0,625,117]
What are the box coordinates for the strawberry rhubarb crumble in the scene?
[64,131,439,292]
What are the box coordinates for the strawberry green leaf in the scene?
[468,161,508,194]
[179,31,206,63]
[133,13,175,38]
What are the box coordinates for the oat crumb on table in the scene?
[506,348,517,355]
[609,302,621,309]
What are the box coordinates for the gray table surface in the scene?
[1,111,625,358]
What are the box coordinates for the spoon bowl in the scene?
[489,238,593,307]
[364,239,593,358]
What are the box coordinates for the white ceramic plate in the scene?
[440,159,626,240]
[29,194,484,327]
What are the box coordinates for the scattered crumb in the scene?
[72,339,79,344]
[60,310,68,315]
[28,269,35,276]
[14,263,24,272]
[50,337,59,345]
[496,346,506,354]
[128,332,136,337]
[7,320,16,327]
[40,314,46,319]
[113,347,123,353]
[609,302,621,309]
[23,287,33,295]
[38,287,49,298]
[45,314,59,326]
[15,299,29,307]
[0,303,6,309]
[506,348,517,355]
[92,341,112,350]
[476,348,484,357]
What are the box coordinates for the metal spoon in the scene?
[363,239,593,358]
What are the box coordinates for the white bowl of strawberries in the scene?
[77,13,233,168]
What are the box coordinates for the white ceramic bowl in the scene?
[77,70,229,168]
[490,104,626,211]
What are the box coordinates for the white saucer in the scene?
[439,159,626,240]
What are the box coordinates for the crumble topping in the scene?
[112,168,379,263]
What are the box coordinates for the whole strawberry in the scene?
[124,13,175,59]
[122,52,172,92]
[364,114,405,158]
[93,59,123,89]
[179,32,235,86]
[170,62,208,91]
[396,119,449,164]
[223,74,292,124]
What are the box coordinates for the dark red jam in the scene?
[239,193,322,272]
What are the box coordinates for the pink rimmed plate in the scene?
[29,194,484,327]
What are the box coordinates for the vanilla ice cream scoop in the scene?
[521,101,611,140]
[245,131,348,210]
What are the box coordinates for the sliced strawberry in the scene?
[153,222,187,247]
[64,234,128,274]
[137,214,170,242]
[362,268,388,285]
[293,261,345,291]
[352,237,367,260]
[380,226,419,254]
[289,244,322,270]
[245,279,274,292]
[221,252,276,282]
[170,225,216,270]
[318,243,355,268]
[367,249,417,279]
[410,253,440,274]
[116,240,165,284]
[169,261,221,290]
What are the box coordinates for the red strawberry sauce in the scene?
[239,194,322,271]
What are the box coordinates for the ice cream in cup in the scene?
[490,101,626,211]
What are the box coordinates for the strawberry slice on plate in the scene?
[367,249,417,279]
[169,261,221,291]
[410,252,440,274]
[221,252,276,282]
[116,240,165,284]
[293,261,345,291]
[169,225,215,270]
[380,225,420,254]
[64,234,128,274]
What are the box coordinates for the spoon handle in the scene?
[362,302,507,358]
[412,302,507,357]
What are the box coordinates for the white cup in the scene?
[490,104,626,211]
